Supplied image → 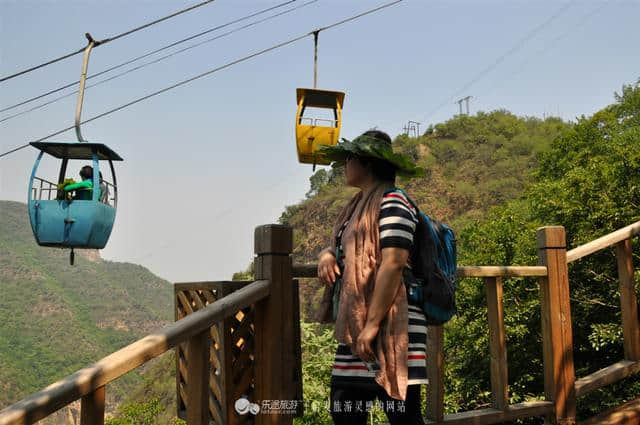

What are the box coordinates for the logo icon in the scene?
[234,396,260,415]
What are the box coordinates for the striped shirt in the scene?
[332,189,427,386]
[379,189,419,251]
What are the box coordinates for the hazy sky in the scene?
[1,0,638,282]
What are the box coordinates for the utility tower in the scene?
[403,120,421,137]
[455,96,473,115]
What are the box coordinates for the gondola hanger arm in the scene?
[75,34,98,143]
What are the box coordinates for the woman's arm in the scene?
[355,247,408,362]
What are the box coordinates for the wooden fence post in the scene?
[537,226,576,425]
[485,276,509,411]
[615,238,640,361]
[426,326,444,422]
[254,224,296,425]
[186,329,211,425]
[80,386,105,425]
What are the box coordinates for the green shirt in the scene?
[63,180,101,201]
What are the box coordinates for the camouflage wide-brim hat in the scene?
[318,133,425,178]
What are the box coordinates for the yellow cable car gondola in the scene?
[295,88,345,165]
[295,31,345,167]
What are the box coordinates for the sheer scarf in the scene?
[317,183,409,400]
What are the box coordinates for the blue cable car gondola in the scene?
[27,142,122,251]
[26,34,123,264]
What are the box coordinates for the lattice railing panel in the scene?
[175,281,257,425]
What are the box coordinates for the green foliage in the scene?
[445,81,640,422]
[294,322,336,425]
[528,80,640,241]
[412,110,570,222]
[522,81,640,420]
[445,199,546,415]
[293,321,397,425]
[589,323,623,352]
[105,394,185,425]
[274,84,640,423]
[232,262,254,281]
[306,169,330,198]
[0,201,173,408]
[105,399,162,425]
[111,82,640,424]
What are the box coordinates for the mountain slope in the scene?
[280,111,570,320]
[0,200,173,409]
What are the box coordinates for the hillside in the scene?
[0,200,173,413]
[279,110,570,321]
[282,87,640,421]
[110,110,572,424]
[109,82,640,424]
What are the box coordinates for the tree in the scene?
[306,169,330,198]
[105,399,165,425]
[446,80,640,421]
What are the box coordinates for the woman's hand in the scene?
[318,250,340,286]
[355,322,379,363]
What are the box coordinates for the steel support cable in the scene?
[0,0,403,159]
[0,0,300,114]
[475,1,610,102]
[421,0,576,123]
[0,0,219,83]
[0,0,317,124]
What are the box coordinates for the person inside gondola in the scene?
[99,171,109,205]
[63,165,101,201]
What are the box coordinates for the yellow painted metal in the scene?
[295,88,345,165]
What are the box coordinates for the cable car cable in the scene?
[0,0,301,114]
[0,0,403,159]
[0,0,317,124]
[420,0,575,124]
[314,0,401,32]
[0,0,220,84]
[474,0,609,105]
[0,143,30,158]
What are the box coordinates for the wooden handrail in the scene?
[5,218,640,425]
[292,263,547,278]
[423,400,554,425]
[566,220,640,263]
[575,360,640,398]
[578,396,640,425]
[0,279,270,425]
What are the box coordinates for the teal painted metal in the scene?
[28,199,117,248]
[27,141,122,249]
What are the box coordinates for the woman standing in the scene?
[316,130,427,425]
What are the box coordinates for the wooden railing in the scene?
[567,220,640,425]
[1,221,639,425]
[293,228,561,425]
[173,225,303,425]
[0,224,299,425]
[294,222,640,425]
